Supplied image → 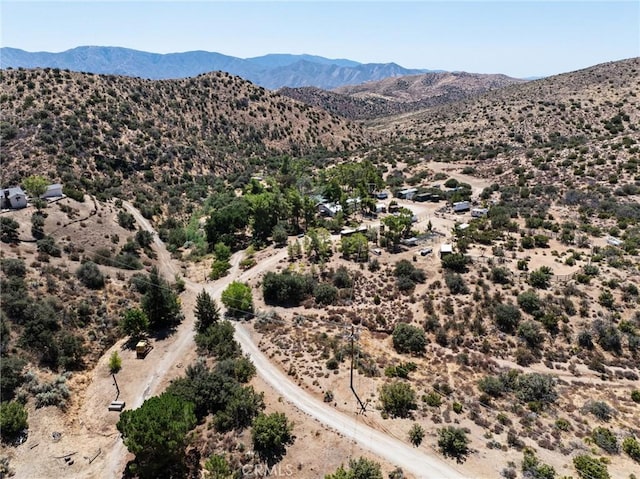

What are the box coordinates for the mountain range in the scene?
[0,46,434,89]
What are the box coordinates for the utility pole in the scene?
[347,325,368,415]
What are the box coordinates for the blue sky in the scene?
[1,1,638,77]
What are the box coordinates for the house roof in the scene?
[440,244,453,253]
[45,184,62,191]
[2,186,25,198]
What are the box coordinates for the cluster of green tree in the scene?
[1,258,86,372]
[393,260,426,293]
[262,266,354,307]
[392,323,426,355]
[203,160,383,251]
[477,370,557,410]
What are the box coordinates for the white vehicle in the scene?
[420,247,433,256]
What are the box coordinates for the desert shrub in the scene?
[441,253,469,272]
[445,272,469,294]
[529,266,553,289]
[109,351,122,374]
[591,427,619,454]
[0,217,20,243]
[518,321,543,348]
[332,266,353,289]
[494,303,521,333]
[437,426,470,463]
[117,210,136,230]
[522,448,556,479]
[515,373,557,406]
[379,381,417,418]
[0,401,28,442]
[583,400,615,422]
[37,236,61,257]
[76,261,105,289]
[517,290,542,316]
[573,455,610,479]
[0,258,26,277]
[392,323,426,355]
[314,282,338,305]
[577,330,594,349]
[424,391,442,407]
[593,320,622,354]
[325,457,383,479]
[622,436,640,462]
[491,266,511,284]
[631,390,640,403]
[262,271,314,306]
[409,423,425,447]
[0,356,26,402]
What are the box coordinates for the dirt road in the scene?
[234,325,468,479]
[12,202,468,478]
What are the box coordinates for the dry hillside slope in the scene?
[0,68,369,208]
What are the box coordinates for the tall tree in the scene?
[116,393,196,478]
[141,266,183,329]
[22,175,48,199]
[194,290,220,333]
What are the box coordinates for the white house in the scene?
[41,183,64,199]
[1,187,27,209]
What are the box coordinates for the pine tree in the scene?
[194,290,220,333]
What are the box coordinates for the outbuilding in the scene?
[40,183,64,199]
[1,187,27,209]
[453,201,471,212]
[440,244,453,258]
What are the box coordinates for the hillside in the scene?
[365,58,640,201]
[0,46,430,89]
[279,72,524,119]
[0,67,369,219]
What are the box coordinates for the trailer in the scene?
[453,201,471,212]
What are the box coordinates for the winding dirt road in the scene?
[122,202,468,479]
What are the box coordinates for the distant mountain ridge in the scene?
[0,46,433,89]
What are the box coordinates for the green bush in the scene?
[445,272,469,294]
[409,423,425,447]
[379,381,417,418]
[591,427,619,453]
[583,400,615,422]
[262,271,314,306]
[623,436,640,462]
[0,401,28,442]
[314,282,338,305]
[437,426,470,463]
[631,390,640,403]
[573,455,610,479]
[392,323,426,355]
[494,303,521,333]
[76,261,105,289]
[0,258,26,277]
[522,449,556,479]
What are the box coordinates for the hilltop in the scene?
[280,71,524,120]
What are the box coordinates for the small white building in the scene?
[453,201,471,212]
[40,183,64,199]
[440,243,453,258]
[1,187,27,209]
[607,236,623,247]
[471,207,489,218]
[398,188,418,200]
[375,203,387,213]
[318,202,342,217]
